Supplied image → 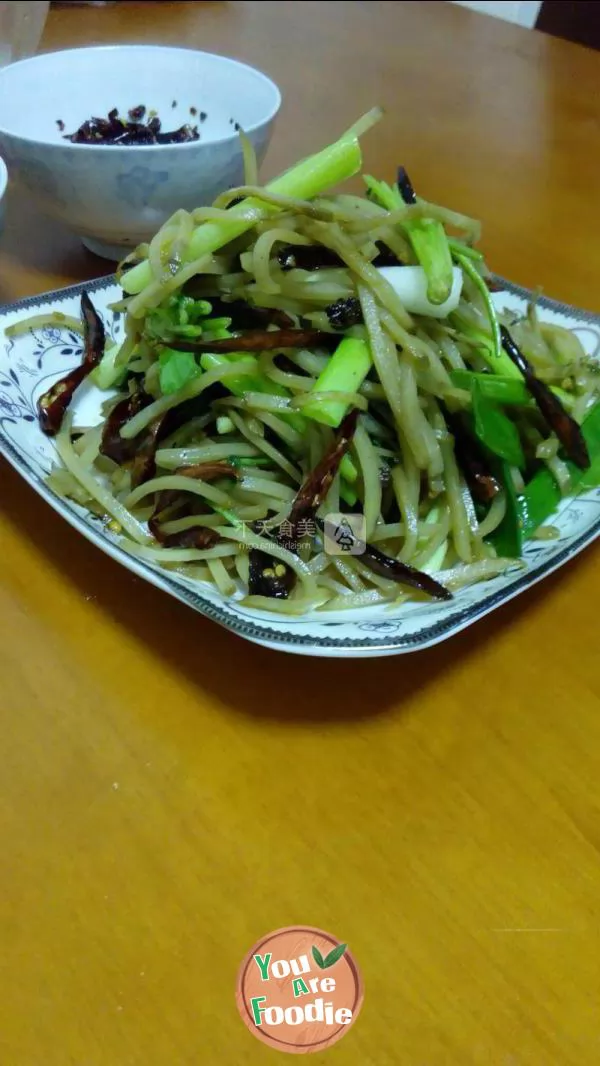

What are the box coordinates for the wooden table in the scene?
[2,3,600,1063]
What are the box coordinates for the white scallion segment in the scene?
[376,266,463,319]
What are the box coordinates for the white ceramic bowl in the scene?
[0,155,7,232]
[0,45,281,260]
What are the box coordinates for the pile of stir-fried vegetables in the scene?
[10,109,600,615]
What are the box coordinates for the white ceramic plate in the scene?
[2,276,600,657]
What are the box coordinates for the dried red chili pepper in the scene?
[360,543,452,601]
[500,325,590,469]
[38,292,105,436]
[166,328,337,355]
[288,408,359,539]
[441,403,500,504]
[248,409,360,599]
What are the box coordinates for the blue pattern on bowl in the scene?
[116,165,169,209]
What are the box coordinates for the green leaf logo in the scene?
[311,945,326,969]
[323,942,347,968]
[312,942,347,969]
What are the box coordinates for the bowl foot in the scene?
[81,236,137,262]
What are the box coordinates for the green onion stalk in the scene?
[121,109,383,298]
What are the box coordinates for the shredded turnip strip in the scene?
[190,204,266,224]
[159,515,223,533]
[546,454,572,494]
[159,413,215,449]
[353,420,382,538]
[148,222,178,283]
[264,363,316,393]
[55,420,149,544]
[127,253,228,317]
[333,557,365,591]
[252,227,310,295]
[243,392,294,413]
[236,469,283,486]
[257,413,305,456]
[79,425,102,467]
[213,184,358,220]
[411,329,456,394]
[392,458,419,562]
[477,491,507,539]
[123,543,238,563]
[307,552,329,574]
[125,475,234,510]
[437,414,472,563]
[241,594,330,615]
[234,551,250,586]
[6,312,84,337]
[292,390,367,412]
[227,410,302,481]
[377,309,423,362]
[238,477,295,501]
[310,221,413,329]
[461,482,480,537]
[234,493,292,514]
[275,276,352,304]
[238,129,259,187]
[207,556,237,596]
[322,588,392,610]
[412,508,451,570]
[290,350,329,376]
[327,472,340,513]
[121,362,251,439]
[432,328,468,371]
[156,442,259,467]
[370,522,406,542]
[357,284,403,422]
[354,562,398,594]
[398,355,443,474]
[319,575,353,596]
[436,558,522,590]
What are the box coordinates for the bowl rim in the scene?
[0,44,282,152]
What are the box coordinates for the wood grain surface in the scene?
[2,3,600,1064]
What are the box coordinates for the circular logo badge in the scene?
[236,926,363,1054]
